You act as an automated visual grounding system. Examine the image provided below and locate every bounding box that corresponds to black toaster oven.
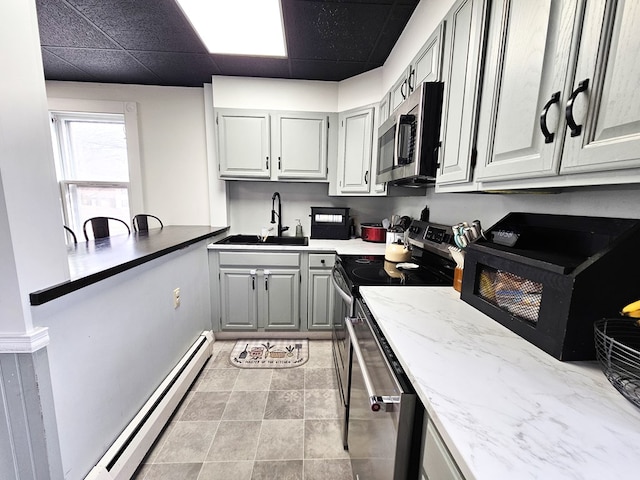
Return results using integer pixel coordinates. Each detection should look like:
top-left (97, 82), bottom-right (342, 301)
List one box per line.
top-left (310, 207), bottom-right (350, 240)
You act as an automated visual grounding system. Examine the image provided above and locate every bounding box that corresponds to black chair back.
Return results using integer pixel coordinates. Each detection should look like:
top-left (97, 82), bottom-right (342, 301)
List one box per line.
top-left (83, 217), bottom-right (130, 241)
top-left (64, 225), bottom-right (77, 244)
top-left (132, 214), bottom-right (163, 232)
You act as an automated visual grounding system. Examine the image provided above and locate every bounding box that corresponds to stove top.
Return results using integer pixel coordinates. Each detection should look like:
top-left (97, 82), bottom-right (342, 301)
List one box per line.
top-left (337, 253), bottom-right (454, 288)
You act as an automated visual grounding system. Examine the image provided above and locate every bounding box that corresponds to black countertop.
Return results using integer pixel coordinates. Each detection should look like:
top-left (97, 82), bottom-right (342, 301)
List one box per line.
top-left (30, 225), bottom-right (229, 306)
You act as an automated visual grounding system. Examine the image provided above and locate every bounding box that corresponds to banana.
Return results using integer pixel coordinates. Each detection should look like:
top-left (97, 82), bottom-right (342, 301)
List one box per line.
top-left (622, 309), bottom-right (640, 319)
top-left (622, 299), bottom-right (640, 314)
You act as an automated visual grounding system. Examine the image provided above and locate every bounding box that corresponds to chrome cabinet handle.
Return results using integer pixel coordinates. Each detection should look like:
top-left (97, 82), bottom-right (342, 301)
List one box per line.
top-left (566, 79), bottom-right (589, 137)
top-left (539, 91), bottom-right (560, 143)
top-left (345, 318), bottom-right (400, 412)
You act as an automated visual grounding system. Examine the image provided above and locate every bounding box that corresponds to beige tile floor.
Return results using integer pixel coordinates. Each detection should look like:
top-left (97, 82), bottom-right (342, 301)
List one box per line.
top-left (133, 340), bottom-right (353, 480)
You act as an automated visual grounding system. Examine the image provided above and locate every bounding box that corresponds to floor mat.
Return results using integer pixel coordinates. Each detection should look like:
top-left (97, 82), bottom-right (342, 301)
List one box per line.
top-left (230, 339), bottom-right (309, 368)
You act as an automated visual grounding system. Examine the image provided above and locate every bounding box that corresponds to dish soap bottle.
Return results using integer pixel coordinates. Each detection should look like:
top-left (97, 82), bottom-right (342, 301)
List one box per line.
top-left (295, 219), bottom-right (303, 237)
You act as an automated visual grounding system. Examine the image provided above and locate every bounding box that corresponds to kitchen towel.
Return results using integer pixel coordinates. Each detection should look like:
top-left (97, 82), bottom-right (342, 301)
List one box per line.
top-left (230, 339), bottom-right (309, 368)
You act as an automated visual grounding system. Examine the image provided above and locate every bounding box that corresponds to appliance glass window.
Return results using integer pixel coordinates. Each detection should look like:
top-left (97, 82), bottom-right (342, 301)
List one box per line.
top-left (397, 114), bottom-right (416, 165)
top-left (377, 123), bottom-right (396, 175)
top-left (476, 265), bottom-right (543, 324)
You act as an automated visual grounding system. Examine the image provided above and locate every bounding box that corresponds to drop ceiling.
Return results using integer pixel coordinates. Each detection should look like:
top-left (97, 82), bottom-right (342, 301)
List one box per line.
top-left (36, 0), bottom-right (419, 87)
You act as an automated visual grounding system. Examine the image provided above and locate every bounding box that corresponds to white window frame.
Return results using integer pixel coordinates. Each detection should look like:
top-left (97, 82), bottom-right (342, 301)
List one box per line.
top-left (47, 98), bottom-right (144, 228)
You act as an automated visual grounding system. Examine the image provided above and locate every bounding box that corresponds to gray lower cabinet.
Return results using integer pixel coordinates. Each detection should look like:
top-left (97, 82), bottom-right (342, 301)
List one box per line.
top-left (218, 251), bottom-right (301, 331)
top-left (421, 417), bottom-right (465, 480)
top-left (307, 253), bottom-right (335, 330)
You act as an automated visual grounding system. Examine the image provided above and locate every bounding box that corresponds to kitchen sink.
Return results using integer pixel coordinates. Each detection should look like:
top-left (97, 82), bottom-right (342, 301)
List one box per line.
top-left (216, 234), bottom-right (309, 246)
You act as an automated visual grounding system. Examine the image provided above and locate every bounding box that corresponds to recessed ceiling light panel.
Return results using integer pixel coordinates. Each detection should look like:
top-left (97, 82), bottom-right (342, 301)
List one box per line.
top-left (176, 0), bottom-right (287, 57)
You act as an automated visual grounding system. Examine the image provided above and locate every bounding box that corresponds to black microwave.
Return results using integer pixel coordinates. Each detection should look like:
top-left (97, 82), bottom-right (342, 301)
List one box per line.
top-left (376, 81), bottom-right (444, 186)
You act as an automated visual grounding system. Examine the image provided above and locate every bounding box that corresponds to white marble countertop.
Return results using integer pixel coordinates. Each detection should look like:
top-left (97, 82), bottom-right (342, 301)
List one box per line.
top-left (359, 286), bottom-right (640, 480)
top-left (207, 237), bottom-right (387, 256)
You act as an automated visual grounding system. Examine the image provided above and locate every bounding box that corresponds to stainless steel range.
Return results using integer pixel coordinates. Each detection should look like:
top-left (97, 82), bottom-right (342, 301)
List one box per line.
top-left (330, 220), bottom-right (456, 478)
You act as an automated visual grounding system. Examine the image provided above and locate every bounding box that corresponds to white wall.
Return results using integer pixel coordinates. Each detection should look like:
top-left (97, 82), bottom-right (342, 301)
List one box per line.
top-left (226, 181), bottom-right (400, 237)
top-left (31, 241), bottom-right (213, 479)
top-left (1, 0), bottom-right (69, 333)
top-left (45, 82), bottom-right (212, 226)
top-left (337, 68), bottom-right (383, 111)
top-left (212, 75), bottom-right (339, 111)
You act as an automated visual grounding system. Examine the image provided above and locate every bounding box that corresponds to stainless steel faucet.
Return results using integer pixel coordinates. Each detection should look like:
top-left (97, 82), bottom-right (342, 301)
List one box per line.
top-left (271, 192), bottom-right (288, 237)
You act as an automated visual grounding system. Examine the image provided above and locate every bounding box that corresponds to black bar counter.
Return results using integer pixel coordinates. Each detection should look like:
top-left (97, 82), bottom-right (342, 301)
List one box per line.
top-left (30, 225), bottom-right (229, 306)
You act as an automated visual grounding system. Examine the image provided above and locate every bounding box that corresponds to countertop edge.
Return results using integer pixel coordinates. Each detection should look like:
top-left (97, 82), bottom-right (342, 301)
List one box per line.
top-left (30, 226), bottom-right (229, 306)
top-left (207, 237), bottom-right (388, 256)
top-left (359, 286), bottom-right (640, 480)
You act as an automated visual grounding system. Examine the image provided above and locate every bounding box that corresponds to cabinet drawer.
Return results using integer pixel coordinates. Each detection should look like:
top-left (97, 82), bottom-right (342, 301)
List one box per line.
top-left (309, 253), bottom-right (335, 268)
top-left (219, 252), bottom-right (300, 267)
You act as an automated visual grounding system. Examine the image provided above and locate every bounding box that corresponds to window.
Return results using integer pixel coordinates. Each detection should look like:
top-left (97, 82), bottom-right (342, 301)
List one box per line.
top-left (48, 99), bottom-right (143, 240)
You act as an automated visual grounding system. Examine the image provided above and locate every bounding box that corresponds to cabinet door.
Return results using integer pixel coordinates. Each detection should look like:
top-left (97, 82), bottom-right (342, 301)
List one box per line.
top-left (308, 269), bottom-right (334, 330)
top-left (474, 0), bottom-right (580, 182)
top-left (379, 93), bottom-right (391, 124)
top-left (220, 268), bottom-right (258, 330)
top-left (436, 0), bottom-right (489, 186)
top-left (560, 1), bottom-right (640, 174)
top-left (411, 24), bottom-right (444, 88)
top-left (217, 109), bottom-right (271, 178)
top-left (263, 269), bottom-right (300, 330)
top-left (422, 419), bottom-right (465, 480)
top-left (336, 107), bottom-right (374, 194)
top-left (273, 113), bottom-right (328, 180)
top-left (390, 67), bottom-right (411, 114)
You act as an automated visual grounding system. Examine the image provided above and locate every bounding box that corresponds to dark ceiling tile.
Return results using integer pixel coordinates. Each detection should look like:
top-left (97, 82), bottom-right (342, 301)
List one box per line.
top-left (367, 4), bottom-right (418, 64)
top-left (66, 0), bottom-right (206, 53)
top-left (41, 48), bottom-right (99, 82)
top-left (46, 47), bottom-right (159, 85)
top-left (283, 0), bottom-right (392, 63)
top-left (211, 56), bottom-right (291, 79)
top-left (131, 51), bottom-right (221, 87)
top-left (290, 60), bottom-right (371, 82)
top-left (36, 0), bottom-right (418, 85)
top-left (36, 0), bottom-right (115, 48)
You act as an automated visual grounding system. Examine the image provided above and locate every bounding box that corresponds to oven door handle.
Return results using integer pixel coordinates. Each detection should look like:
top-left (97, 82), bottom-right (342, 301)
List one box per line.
top-left (345, 318), bottom-right (401, 412)
top-left (331, 267), bottom-right (353, 308)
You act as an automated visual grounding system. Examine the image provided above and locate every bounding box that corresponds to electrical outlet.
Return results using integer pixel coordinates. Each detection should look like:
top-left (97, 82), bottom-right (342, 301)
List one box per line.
top-left (173, 287), bottom-right (181, 308)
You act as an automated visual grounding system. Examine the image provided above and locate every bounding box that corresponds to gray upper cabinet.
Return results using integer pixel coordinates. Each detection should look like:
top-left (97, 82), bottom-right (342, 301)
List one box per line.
top-left (216, 108), bottom-right (332, 181)
top-left (273, 112), bottom-right (328, 180)
top-left (335, 106), bottom-right (375, 194)
top-left (389, 66), bottom-right (413, 115)
top-left (559, 0), bottom-right (640, 174)
top-left (435, 0), bottom-right (489, 187)
top-left (379, 92), bottom-right (391, 124)
top-left (388, 26), bottom-right (444, 115)
top-left (474, 0), bottom-right (580, 182)
top-left (217, 110), bottom-right (271, 179)
top-left (475, 0), bottom-right (640, 187)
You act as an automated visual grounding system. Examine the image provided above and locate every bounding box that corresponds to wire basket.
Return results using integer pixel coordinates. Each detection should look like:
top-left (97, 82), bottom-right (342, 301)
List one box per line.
top-left (594, 318), bottom-right (640, 409)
